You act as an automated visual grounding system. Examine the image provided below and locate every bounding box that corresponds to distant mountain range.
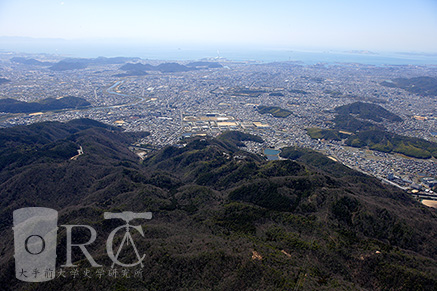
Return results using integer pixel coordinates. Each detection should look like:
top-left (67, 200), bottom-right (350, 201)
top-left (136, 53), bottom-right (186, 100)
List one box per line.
top-left (48, 57), bottom-right (140, 71)
top-left (0, 119), bottom-right (436, 290)
top-left (118, 61), bottom-right (223, 75)
top-left (10, 57), bottom-right (53, 66)
top-left (10, 56), bottom-right (142, 71)
top-left (10, 57), bottom-right (52, 66)
top-left (19, 58), bottom-right (225, 73)
top-left (0, 96), bottom-right (90, 113)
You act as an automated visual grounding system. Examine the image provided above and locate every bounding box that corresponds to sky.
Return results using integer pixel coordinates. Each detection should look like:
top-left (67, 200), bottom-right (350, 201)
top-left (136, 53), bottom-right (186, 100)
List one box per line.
top-left (0, 0), bottom-right (436, 52)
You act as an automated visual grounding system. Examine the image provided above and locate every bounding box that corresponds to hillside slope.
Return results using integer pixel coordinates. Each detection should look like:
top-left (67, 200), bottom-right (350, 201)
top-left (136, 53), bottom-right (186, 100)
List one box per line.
top-left (0, 120), bottom-right (436, 290)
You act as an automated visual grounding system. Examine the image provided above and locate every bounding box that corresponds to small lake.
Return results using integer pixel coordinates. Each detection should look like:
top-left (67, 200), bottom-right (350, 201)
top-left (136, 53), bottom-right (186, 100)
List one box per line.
top-left (264, 148), bottom-right (281, 160)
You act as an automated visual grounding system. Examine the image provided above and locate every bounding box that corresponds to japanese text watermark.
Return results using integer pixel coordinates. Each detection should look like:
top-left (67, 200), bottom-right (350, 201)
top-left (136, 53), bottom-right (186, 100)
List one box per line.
top-left (13, 207), bottom-right (152, 282)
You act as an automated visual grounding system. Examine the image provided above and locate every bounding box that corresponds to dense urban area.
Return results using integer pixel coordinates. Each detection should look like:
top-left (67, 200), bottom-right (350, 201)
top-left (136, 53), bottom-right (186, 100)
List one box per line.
top-left (0, 52), bottom-right (436, 206)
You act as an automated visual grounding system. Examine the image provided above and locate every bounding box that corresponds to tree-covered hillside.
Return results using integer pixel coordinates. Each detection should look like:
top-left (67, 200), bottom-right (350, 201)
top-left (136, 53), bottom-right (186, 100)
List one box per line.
top-left (0, 96), bottom-right (90, 113)
top-left (381, 77), bottom-right (437, 96)
top-left (0, 120), bottom-right (436, 290)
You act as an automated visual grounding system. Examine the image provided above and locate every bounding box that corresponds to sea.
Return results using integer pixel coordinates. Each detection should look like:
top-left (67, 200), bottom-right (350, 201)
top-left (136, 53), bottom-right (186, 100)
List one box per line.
top-left (1, 39), bottom-right (437, 66)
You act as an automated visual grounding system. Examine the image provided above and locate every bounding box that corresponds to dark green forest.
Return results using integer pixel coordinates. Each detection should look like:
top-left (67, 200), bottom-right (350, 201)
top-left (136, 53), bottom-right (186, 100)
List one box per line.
top-left (0, 96), bottom-right (91, 113)
top-left (306, 102), bottom-right (436, 159)
top-left (345, 130), bottom-right (437, 159)
top-left (380, 76), bottom-right (437, 96)
top-left (257, 106), bottom-right (292, 118)
top-left (334, 102), bottom-right (402, 122)
top-left (0, 120), bottom-right (436, 290)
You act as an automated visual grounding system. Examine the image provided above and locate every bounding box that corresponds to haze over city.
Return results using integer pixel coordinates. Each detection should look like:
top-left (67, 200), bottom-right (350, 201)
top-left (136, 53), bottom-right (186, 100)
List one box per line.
top-left (1, 0), bottom-right (437, 53)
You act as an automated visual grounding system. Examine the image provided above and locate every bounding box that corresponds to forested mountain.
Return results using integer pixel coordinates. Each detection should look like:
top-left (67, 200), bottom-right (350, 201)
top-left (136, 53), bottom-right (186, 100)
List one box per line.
top-left (48, 57), bottom-right (140, 71)
top-left (381, 76), bottom-right (437, 96)
top-left (334, 102), bottom-right (402, 122)
top-left (10, 57), bottom-right (52, 66)
top-left (307, 102), bottom-right (437, 159)
top-left (0, 120), bottom-right (436, 290)
top-left (0, 96), bottom-right (90, 113)
top-left (257, 106), bottom-right (292, 118)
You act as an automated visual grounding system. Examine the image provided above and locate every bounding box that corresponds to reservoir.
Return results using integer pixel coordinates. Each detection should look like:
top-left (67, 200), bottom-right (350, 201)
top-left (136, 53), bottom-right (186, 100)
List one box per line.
top-left (264, 148), bottom-right (280, 161)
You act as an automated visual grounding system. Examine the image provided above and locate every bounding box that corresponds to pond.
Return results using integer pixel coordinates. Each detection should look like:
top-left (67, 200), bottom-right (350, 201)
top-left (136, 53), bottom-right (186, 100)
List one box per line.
top-left (264, 148), bottom-right (281, 161)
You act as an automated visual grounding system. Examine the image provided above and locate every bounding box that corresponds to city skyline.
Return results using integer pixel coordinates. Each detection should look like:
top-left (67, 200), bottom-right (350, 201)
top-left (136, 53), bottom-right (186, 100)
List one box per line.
top-left (1, 0), bottom-right (437, 52)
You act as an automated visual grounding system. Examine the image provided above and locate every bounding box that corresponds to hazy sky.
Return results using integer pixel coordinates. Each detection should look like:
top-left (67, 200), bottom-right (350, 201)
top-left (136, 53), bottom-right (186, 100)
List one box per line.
top-left (1, 0), bottom-right (436, 52)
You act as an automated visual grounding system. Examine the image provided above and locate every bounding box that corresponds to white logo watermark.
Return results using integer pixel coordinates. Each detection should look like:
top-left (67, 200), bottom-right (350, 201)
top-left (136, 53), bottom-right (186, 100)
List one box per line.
top-left (13, 207), bottom-right (152, 282)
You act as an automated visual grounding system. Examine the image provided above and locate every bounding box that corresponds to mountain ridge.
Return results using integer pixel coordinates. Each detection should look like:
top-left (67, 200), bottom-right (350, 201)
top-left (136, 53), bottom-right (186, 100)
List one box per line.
top-left (0, 119), bottom-right (435, 290)
top-left (0, 96), bottom-right (91, 113)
